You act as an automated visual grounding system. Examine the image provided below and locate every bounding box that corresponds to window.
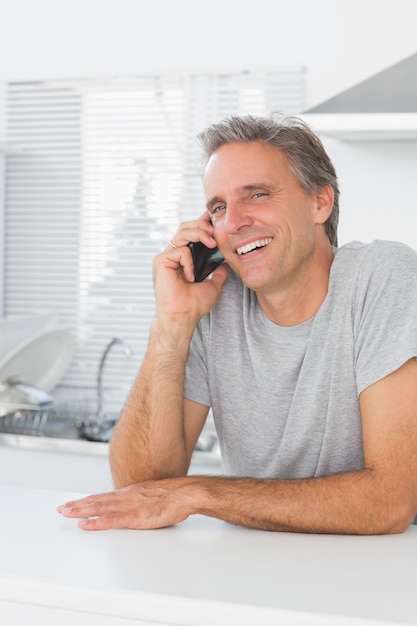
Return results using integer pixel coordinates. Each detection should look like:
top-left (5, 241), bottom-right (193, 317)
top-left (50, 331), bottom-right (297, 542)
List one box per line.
top-left (2, 69), bottom-right (305, 408)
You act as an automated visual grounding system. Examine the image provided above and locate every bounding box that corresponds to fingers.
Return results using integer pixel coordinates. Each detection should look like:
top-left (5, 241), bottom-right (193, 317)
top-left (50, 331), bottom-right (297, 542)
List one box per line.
top-left (57, 483), bottom-right (189, 531)
top-left (57, 495), bottom-right (111, 519)
top-left (57, 492), bottom-right (112, 514)
top-left (162, 216), bottom-right (220, 286)
top-left (167, 214), bottom-right (216, 251)
top-left (58, 491), bottom-right (140, 530)
top-left (77, 511), bottom-right (132, 531)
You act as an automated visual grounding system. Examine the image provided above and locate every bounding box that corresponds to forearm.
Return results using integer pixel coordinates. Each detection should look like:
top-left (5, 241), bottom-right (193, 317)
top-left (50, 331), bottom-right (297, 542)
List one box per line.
top-left (110, 315), bottom-right (195, 487)
top-left (109, 215), bottom-right (228, 488)
top-left (185, 472), bottom-right (414, 535)
top-left (58, 469), bottom-right (415, 534)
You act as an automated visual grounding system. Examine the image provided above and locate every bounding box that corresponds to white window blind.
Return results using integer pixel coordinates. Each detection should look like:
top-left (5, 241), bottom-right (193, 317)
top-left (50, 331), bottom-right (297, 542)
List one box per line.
top-left (3, 69), bottom-right (305, 408)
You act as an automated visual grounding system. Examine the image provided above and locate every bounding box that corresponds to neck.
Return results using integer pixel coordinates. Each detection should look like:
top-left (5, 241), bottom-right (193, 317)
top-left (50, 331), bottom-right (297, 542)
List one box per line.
top-left (257, 242), bottom-right (335, 327)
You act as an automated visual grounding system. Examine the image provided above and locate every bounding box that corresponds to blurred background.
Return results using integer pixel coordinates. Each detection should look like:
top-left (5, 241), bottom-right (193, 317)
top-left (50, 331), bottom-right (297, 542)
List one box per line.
top-left (0, 0), bottom-right (416, 415)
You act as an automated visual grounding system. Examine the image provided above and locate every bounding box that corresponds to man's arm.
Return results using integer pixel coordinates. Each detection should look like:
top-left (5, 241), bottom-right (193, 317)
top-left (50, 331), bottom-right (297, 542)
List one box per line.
top-left (194, 357), bottom-right (417, 535)
top-left (109, 319), bottom-right (209, 486)
top-left (109, 212), bottom-right (228, 487)
top-left (59, 358), bottom-right (417, 534)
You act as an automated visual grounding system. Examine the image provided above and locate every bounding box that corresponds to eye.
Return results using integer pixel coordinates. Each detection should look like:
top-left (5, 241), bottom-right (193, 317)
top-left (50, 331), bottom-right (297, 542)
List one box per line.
top-left (211, 204), bottom-right (226, 215)
top-left (253, 191), bottom-right (267, 199)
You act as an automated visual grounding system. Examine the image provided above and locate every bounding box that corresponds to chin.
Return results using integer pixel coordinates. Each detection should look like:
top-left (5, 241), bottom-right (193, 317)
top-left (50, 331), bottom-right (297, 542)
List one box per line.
top-left (238, 269), bottom-right (269, 292)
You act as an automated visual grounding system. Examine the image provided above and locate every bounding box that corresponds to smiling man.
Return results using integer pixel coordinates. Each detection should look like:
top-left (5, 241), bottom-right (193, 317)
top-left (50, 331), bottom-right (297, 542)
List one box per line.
top-left (58, 114), bottom-right (417, 534)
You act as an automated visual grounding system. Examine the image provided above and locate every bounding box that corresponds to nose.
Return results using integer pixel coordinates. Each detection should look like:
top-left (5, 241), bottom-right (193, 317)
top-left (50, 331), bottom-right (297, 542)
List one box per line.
top-left (223, 199), bottom-right (253, 232)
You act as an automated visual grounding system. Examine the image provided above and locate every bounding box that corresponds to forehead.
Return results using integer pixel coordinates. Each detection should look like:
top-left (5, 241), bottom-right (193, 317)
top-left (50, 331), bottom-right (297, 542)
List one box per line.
top-left (202, 141), bottom-right (289, 194)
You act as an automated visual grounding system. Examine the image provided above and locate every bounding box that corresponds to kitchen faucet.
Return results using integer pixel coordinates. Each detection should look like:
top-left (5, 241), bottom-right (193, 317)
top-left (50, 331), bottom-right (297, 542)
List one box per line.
top-left (78, 337), bottom-right (133, 441)
top-left (95, 337), bottom-right (133, 426)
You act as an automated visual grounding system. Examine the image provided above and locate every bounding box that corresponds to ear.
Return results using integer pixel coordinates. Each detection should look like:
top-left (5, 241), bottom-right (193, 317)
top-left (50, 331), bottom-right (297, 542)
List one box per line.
top-left (313, 185), bottom-right (334, 226)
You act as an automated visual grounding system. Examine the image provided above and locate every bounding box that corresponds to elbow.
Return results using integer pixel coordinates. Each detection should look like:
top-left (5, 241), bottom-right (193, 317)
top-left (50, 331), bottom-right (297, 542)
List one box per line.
top-left (108, 439), bottom-right (144, 489)
top-left (111, 467), bottom-right (188, 490)
top-left (369, 501), bottom-right (416, 535)
top-left (109, 437), bottom-right (190, 489)
top-left (111, 464), bottom-right (134, 490)
top-left (110, 458), bottom-right (137, 490)
top-left (356, 469), bottom-right (416, 534)
top-left (384, 508), bottom-right (415, 535)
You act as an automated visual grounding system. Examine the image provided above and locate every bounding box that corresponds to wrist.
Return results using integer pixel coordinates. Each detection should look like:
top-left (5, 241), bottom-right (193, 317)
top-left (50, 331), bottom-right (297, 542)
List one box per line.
top-left (151, 312), bottom-right (197, 350)
top-left (180, 476), bottom-right (219, 517)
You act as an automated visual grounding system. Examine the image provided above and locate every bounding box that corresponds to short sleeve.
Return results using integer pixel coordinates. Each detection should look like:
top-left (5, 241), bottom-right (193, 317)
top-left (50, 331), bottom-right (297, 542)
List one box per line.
top-left (184, 318), bottom-right (211, 407)
top-left (354, 241), bottom-right (417, 394)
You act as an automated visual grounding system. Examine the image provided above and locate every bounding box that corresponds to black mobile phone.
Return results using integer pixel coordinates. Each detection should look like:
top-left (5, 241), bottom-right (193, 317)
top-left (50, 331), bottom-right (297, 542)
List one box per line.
top-left (188, 241), bottom-right (224, 282)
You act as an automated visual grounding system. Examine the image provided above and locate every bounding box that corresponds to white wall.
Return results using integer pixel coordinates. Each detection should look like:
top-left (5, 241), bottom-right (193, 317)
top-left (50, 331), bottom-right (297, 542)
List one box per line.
top-left (0, 0), bottom-right (416, 108)
top-left (324, 137), bottom-right (417, 251)
top-left (1, 0), bottom-right (416, 250)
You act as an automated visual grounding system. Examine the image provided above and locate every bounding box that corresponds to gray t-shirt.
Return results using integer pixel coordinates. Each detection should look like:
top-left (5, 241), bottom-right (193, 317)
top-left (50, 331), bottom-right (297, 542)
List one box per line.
top-left (184, 240), bottom-right (417, 479)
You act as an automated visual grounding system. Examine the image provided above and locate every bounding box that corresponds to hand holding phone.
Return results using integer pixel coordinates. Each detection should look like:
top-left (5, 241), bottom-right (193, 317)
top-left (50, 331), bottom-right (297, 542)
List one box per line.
top-left (188, 241), bottom-right (224, 282)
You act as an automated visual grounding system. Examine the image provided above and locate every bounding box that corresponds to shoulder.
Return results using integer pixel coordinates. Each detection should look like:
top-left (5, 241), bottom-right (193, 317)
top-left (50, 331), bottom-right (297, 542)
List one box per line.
top-left (326, 240), bottom-right (417, 315)
top-left (336, 241), bottom-right (417, 321)
top-left (334, 240), bottom-right (417, 279)
top-left (337, 239), bottom-right (417, 261)
top-left (361, 239), bottom-right (416, 267)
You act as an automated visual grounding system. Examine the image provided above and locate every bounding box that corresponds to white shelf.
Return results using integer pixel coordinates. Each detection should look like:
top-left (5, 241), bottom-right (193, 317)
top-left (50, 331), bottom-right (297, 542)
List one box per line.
top-left (301, 113), bottom-right (417, 141)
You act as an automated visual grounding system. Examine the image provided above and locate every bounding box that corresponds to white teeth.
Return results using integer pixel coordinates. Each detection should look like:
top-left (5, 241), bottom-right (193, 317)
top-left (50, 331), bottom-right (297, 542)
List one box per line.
top-left (236, 238), bottom-right (272, 255)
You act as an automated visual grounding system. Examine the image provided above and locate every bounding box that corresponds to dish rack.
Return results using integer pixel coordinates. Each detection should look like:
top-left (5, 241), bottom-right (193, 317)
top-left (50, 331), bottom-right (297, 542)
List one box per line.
top-left (0, 398), bottom-right (107, 440)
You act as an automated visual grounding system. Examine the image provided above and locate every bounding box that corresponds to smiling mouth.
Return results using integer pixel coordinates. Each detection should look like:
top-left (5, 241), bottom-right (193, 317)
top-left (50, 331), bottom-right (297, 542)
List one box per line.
top-left (236, 238), bottom-right (272, 256)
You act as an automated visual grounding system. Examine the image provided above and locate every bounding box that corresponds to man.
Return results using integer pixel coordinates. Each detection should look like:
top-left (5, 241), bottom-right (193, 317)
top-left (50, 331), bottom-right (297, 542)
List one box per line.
top-left (58, 115), bottom-right (417, 534)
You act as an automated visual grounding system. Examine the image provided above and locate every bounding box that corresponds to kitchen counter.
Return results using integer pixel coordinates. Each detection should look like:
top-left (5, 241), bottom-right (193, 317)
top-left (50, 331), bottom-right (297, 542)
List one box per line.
top-left (0, 433), bottom-right (222, 492)
top-left (1, 484), bottom-right (417, 625)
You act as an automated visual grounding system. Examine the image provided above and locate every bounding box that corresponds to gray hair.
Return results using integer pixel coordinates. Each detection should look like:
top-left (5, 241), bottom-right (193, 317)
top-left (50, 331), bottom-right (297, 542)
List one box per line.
top-left (197, 114), bottom-right (339, 246)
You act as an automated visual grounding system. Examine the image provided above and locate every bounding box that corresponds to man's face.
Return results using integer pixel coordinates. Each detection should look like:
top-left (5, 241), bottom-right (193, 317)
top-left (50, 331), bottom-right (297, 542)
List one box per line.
top-left (203, 141), bottom-right (322, 296)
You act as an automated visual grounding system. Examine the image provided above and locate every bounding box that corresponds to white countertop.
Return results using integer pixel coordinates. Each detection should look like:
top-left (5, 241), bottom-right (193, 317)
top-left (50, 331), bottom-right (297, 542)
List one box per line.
top-left (0, 433), bottom-right (222, 493)
top-left (1, 484), bottom-right (417, 625)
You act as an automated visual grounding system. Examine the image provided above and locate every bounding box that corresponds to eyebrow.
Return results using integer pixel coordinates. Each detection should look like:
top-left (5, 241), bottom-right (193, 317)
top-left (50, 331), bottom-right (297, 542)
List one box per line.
top-left (206, 182), bottom-right (273, 211)
top-left (206, 195), bottom-right (224, 212)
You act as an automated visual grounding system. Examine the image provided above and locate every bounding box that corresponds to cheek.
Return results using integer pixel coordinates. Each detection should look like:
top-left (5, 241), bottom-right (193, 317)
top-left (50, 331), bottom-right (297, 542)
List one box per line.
top-left (210, 212), bottom-right (222, 227)
top-left (212, 226), bottom-right (231, 259)
top-left (211, 220), bottom-right (224, 242)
